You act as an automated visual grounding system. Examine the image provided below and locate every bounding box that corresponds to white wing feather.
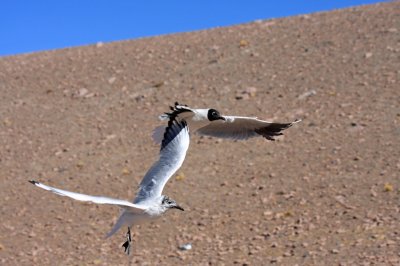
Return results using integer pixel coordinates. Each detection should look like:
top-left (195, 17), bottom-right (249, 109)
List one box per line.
top-left (134, 120), bottom-right (189, 203)
top-left (197, 116), bottom-right (300, 140)
top-left (29, 180), bottom-right (145, 212)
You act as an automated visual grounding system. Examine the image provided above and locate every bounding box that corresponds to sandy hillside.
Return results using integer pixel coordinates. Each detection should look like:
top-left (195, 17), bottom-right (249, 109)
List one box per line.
top-left (0, 2), bottom-right (399, 265)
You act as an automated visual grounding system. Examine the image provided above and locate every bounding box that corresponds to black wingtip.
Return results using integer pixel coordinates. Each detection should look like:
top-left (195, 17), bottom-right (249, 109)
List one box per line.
top-left (29, 180), bottom-right (38, 185)
top-left (162, 103), bottom-right (191, 125)
top-left (255, 121), bottom-right (300, 141)
top-left (160, 119), bottom-right (188, 151)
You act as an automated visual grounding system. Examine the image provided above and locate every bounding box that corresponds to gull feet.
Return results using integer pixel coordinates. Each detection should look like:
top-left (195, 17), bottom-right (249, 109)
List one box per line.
top-left (122, 227), bottom-right (132, 255)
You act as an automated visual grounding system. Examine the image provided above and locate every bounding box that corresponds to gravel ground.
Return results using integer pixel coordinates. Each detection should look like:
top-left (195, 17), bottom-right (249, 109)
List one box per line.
top-left (0, 2), bottom-right (399, 265)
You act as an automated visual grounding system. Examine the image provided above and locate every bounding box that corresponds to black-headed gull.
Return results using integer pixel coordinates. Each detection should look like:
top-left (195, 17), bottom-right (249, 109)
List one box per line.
top-left (30, 119), bottom-right (189, 254)
top-left (152, 102), bottom-right (300, 143)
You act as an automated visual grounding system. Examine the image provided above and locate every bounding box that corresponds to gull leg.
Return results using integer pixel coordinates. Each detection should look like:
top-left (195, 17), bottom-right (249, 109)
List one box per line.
top-left (122, 227), bottom-right (132, 255)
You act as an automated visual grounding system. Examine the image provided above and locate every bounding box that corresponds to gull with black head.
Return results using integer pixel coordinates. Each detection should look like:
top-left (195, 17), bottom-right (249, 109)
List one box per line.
top-left (29, 119), bottom-right (189, 255)
top-left (152, 102), bottom-right (301, 143)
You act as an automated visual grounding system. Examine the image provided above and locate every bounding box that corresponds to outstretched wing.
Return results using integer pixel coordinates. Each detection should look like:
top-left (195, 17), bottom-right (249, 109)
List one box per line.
top-left (135, 119), bottom-right (190, 203)
top-left (197, 116), bottom-right (301, 141)
top-left (29, 180), bottom-right (145, 212)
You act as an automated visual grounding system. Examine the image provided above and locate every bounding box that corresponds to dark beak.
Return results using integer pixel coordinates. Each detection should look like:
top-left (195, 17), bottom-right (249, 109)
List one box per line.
top-left (219, 116), bottom-right (226, 121)
top-left (173, 205), bottom-right (184, 211)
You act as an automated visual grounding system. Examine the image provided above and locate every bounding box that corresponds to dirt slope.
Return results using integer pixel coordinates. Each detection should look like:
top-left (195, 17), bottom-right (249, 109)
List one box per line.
top-left (0, 2), bottom-right (399, 265)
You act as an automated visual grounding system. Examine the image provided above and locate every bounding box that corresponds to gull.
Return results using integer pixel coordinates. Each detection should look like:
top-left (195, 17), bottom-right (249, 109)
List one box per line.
top-left (152, 102), bottom-right (301, 143)
top-left (29, 119), bottom-right (189, 255)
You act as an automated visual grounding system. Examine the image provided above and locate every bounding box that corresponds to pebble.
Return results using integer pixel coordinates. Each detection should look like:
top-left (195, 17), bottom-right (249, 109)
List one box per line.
top-left (108, 77), bottom-right (116, 84)
top-left (364, 52), bottom-right (373, 58)
top-left (298, 89), bottom-right (317, 100)
top-left (178, 243), bottom-right (192, 251)
top-left (331, 249), bottom-right (340, 254)
top-left (384, 183), bottom-right (393, 192)
top-left (270, 256), bottom-right (282, 263)
top-left (77, 88), bottom-right (89, 97)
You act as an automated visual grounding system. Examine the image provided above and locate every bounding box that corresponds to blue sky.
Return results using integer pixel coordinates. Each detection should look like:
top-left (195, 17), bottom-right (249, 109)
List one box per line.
top-left (1, 0), bottom-right (385, 57)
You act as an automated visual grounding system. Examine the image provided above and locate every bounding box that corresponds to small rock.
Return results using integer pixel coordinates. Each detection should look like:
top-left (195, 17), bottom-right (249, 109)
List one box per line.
top-left (77, 88), bottom-right (89, 97)
top-left (283, 251), bottom-right (291, 257)
top-left (334, 195), bottom-right (355, 209)
top-left (270, 256), bottom-right (282, 263)
top-left (365, 52), bottom-right (373, 59)
top-left (175, 172), bottom-right (185, 181)
top-left (235, 87), bottom-right (257, 100)
top-left (235, 92), bottom-right (249, 100)
top-left (263, 211), bottom-right (273, 216)
top-left (3, 118), bottom-right (11, 126)
top-left (84, 92), bottom-right (95, 98)
top-left (384, 183), bottom-right (393, 192)
top-left (178, 243), bottom-right (192, 251)
top-left (121, 168), bottom-right (130, 175)
top-left (298, 90), bottom-right (317, 100)
top-left (244, 87), bottom-right (257, 97)
top-left (239, 40), bottom-right (249, 47)
top-left (153, 81), bottom-right (165, 88)
top-left (76, 161), bottom-right (84, 169)
top-left (370, 188), bottom-right (378, 197)
top-left (331, 249), bottom-right (339, 254)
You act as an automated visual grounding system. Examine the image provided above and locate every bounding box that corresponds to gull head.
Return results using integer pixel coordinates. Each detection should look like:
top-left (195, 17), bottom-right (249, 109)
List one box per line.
top-left (161, 195), bottom-right (184, 211)
top-left (207, 109), bottom-right (225, 121)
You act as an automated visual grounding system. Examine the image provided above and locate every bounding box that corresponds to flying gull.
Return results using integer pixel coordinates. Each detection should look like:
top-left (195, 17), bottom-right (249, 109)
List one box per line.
top-left (152, 102), bottom-right (300, 143)
top-left (29, 119), bottom-right (189, 254)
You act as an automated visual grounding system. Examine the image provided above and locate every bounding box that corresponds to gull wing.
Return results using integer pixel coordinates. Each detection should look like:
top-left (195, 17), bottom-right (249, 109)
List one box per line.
top-left (134, 119), bottom-right (190, 203)
top-left (29, 180), bottom-right (145, 213)
top-left (153, 102), bottom-right (193, 144)
top-left (197, 116), bottom-right (301, 141)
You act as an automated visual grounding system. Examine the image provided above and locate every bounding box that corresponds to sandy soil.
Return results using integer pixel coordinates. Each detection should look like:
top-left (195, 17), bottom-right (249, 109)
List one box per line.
top-left (0, 2), bottom-right (399, 265)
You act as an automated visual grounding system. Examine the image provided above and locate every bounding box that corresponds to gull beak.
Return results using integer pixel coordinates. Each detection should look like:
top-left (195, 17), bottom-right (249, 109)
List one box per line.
top-left (173, 205), bottom-right (184, 211)
top-left (219, 116), bottom-right (226, 121)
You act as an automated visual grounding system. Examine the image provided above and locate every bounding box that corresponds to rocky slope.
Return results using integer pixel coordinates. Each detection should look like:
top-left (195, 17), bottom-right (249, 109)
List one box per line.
top-left (0, 2), bottom-right (399, 265)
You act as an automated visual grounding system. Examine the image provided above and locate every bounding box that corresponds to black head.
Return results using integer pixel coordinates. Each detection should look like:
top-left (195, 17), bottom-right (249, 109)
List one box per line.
top-left (207, 109), bottom-right (225, 121)
top-left (161, 196), bottom-right (184, 211)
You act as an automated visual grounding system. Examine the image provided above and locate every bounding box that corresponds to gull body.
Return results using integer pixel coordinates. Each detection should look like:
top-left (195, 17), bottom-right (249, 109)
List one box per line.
top-left (30, 119), bottom-right (189, 254)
